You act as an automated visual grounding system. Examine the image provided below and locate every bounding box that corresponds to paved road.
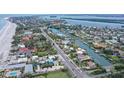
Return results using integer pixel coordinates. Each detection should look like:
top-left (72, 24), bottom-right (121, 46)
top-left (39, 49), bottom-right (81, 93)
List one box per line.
top-left (40, 28), bottom-right (90, 78)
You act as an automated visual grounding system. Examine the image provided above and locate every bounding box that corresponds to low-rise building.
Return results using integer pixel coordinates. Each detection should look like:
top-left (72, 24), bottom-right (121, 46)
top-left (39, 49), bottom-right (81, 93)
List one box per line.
top-left (18, 57), bottom-right (28, 63)
top-left (17, 48), bottom-right (32, 58)
top-left (93, 42), bottom-right (107, 49)
top-left (18, 44), bottom-right (25, 48)
top-left (87, 61), bottom-right (96, 69)
top-left (24, 64), bottom-right (34, 74)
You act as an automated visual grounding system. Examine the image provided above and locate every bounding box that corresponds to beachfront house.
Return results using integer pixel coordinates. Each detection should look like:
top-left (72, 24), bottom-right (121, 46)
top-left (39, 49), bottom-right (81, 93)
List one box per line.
top-left (18, 44), bottom-right (25, 48)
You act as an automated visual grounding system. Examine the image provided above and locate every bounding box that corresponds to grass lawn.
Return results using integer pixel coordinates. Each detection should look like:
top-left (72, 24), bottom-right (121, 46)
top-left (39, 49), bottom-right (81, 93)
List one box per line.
top-left (34, 71), bottom-right (71, 78)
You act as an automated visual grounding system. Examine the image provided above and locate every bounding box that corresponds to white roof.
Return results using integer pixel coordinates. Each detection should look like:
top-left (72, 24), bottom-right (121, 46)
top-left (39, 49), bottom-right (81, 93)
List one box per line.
top-left (49, 55), bottom-right (55, 59)
top-left (77, 51), bottom-right (83, 54)
top-left (18, 44), bottom-right (25, 48)
top-left (70, 47), bottom-right (74, 50)
top-left (32, 56), bottom-right (38, 60)
top-left (18, 58), bottom-right (28, 63)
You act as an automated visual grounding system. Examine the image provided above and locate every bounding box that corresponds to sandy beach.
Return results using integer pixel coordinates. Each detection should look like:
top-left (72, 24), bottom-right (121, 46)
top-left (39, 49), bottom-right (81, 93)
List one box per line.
top-left (0, 19), bottom-right (17, 64)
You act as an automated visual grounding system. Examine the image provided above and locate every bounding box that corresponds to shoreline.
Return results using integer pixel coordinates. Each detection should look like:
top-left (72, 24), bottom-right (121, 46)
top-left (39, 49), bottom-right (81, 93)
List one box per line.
top-left (0, 19), bottom-right (17, 65)
top-left (0, 19), bottom-right (9, 35)
top-left (0, 17), bottom-right (10, 32)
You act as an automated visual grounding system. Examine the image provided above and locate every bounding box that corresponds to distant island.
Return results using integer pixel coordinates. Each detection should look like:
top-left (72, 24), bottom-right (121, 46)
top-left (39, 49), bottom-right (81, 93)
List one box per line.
top-left (62, 17), bottom-right (124, 24)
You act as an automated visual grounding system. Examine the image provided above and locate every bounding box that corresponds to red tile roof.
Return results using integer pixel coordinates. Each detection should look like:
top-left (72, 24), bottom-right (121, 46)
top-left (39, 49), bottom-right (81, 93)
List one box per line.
top-left (19, 48), bottom-right (29, 52)
top-left (22, 36), bottom-right (30, 41)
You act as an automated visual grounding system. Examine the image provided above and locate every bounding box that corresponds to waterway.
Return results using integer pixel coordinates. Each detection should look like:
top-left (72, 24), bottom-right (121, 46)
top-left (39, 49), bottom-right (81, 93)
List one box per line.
top-left (75, 38), bottom-right (111, 66)
top-left (51, 28), bottom-right (112, 68)
top-left (65, 19), bottom-right (124, 29)
top-left (44, 14), bottom-right (124, 29)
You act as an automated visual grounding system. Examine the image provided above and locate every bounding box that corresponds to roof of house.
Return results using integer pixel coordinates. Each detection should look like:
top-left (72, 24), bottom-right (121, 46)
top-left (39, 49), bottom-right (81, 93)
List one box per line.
top-left (22, 36), bottom-right (30, 41)
top-left (47, 59), bottom-right (54, 63)
top-left (17, 48), bottom-right (32, 58)
top-left (19, 48), bottom-right (29, 52)
top-left (77, 48), bottom-right (86, 52)
top-left (77, 51), bottom-right (83, 54)
top-left (18, 57), bottom-right (28, 63)
top-left (83, 56), bottom-right (91, 61)
top-left (18, 44), bottom-right (25, 48)
top-left (24, 31), bottom-right (33, 35)
top-left (0, 63), bottom-right (26, 70)
top-left (87, 61), bottom-right (95, 66)
top-left (24, 64), bottom-right (34, 74)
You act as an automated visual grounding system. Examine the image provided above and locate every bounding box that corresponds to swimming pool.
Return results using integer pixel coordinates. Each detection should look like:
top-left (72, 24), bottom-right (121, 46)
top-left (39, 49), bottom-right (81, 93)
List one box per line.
top-left (10, 71), bottom-right (17, 77)
top-left (6, 71), bottom-right (21, 77)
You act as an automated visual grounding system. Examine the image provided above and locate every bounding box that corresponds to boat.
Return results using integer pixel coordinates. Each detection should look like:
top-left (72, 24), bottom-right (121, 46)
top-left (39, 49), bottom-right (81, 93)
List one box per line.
top-left (95, 50), bottom-right (100, 53)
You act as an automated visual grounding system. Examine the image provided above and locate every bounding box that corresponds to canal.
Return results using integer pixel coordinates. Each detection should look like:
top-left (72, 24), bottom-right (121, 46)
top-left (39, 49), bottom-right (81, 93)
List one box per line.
top-left (75, 38), bottom-right (111, 66)
top-left (51, 28), bottom-right (112, 68)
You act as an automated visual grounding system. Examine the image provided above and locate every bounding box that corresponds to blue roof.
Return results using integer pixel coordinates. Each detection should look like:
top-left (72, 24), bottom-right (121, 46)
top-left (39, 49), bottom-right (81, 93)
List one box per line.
top-left (0, 63), bottom-right (26, 70)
